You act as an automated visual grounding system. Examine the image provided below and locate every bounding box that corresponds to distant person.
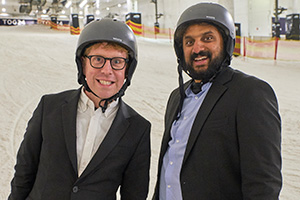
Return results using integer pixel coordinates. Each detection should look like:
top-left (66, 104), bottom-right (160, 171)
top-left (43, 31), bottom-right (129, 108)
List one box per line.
top-left (9, 19), bottom-right (151, 200)
top-left (153, 3), bottom-right (282, 199)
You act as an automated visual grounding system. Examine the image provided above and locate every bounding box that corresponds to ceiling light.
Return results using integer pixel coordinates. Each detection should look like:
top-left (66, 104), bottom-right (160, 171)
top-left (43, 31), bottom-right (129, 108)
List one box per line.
top-left (0, 13), bottom-right (9, 16)
top-left (79, 0), bottom-right (87, 8)
top-left (65, 1), bottom-right (72, 8)
top-left (2, 8), bottom-right (6, 12)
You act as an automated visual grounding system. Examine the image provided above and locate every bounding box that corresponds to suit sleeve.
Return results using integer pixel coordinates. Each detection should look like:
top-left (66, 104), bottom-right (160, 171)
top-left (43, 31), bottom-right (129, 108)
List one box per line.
top-left (237, 79), bottom-right (282, 199)
top-left (8, 97), bottom-right (45, 200)
top-left (120, 121), bottom-right (151, 200)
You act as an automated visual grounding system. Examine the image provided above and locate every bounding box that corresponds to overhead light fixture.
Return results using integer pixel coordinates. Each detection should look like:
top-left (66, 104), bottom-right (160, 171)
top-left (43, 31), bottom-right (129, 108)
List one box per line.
top-left (79, 0), bottom-right (87, 8)
top-left (106, 7), bottom-right (109, 11)
top-left (2, 8), bottom-right (6, 12)
top-left (96, 0), bottom-right (100, 9)
top-left (96, 10), bottom-right (100, 15)
top-left (2, 0), bottom-right (5, 5)
top-left (0, 13), bottom-right (9, 16)
top-left (65, 1), bottom-right (72, 8)
top-left (118, 4), bottom-right (121, 8)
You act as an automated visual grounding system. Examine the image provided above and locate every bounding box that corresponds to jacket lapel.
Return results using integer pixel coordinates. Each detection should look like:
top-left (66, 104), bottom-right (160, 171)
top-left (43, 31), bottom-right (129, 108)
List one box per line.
top-left (182, 67), bottom-right (234, 163)
top-left (62, 88), bottom-right (81, 174)
top-left (159, 81), bottom-right (192, 166)
top-left (80, 99), bottom-right (130, 178)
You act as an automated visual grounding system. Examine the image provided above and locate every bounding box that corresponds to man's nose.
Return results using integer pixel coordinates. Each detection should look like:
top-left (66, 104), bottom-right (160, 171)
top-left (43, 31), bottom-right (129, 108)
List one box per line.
top-left (192, 40), bottom-right (205, 54)
top-left (101, 60), bottom-right (113, 74)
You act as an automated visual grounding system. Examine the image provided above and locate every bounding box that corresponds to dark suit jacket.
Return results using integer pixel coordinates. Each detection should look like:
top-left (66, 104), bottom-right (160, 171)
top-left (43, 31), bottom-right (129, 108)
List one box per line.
top-left (153, 67), bottom-right (282, 199)
top-left (9, 88), bottom-right (151, 200)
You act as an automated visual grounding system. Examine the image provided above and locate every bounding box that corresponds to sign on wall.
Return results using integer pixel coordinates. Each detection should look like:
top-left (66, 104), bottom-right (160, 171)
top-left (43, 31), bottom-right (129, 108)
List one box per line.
top-left (0, 18), bottom-right (37, 26)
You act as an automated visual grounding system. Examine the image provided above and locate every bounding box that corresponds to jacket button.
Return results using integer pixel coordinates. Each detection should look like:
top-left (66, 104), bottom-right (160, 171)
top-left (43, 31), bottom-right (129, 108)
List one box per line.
top-left (73, 186), bottom-right (79, 193)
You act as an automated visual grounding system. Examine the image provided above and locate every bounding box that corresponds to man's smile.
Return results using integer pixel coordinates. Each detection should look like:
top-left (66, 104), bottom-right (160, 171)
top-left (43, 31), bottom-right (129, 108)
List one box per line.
top-left (194, 56), bottom-right (208, 61)
top-left (97, 79), bottom-right (113, 86)
top-left (193, 55), bottom-right (209, 66)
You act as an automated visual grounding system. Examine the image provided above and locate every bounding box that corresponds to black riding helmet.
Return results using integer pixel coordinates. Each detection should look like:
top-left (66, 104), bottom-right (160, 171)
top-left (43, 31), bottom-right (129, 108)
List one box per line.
top-left (75, 18), bottom-right (137, 112)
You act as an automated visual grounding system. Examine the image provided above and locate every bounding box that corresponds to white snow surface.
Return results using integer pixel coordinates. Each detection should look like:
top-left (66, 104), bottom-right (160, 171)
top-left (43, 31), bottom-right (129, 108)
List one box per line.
top-left (0, 25), bottom-right (299, 199)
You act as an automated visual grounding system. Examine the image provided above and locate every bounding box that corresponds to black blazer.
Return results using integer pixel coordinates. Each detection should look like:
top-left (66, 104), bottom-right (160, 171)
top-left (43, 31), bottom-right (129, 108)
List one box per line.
top-left (9, 88), bottom-right (151, 200)
top-left (153, 67), bottom-right (282, 199)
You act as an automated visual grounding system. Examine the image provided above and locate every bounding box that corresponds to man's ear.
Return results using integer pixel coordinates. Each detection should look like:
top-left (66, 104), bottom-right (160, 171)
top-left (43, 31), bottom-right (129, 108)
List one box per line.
top-left (81, 57), bottom-right (86, 74)
top-left (125, 64), bottom-right (129, 79)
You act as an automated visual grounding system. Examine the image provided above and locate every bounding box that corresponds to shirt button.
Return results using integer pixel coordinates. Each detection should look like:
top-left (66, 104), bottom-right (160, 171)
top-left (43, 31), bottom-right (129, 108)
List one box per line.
top-left (167, 185), bottom-right (171, 188)
top-left (176, 140), bottom-right (179, 143)
top-left (73, 186), bottom-right (79, 193)
top-left (195, 96), bottom-right (198, 99)
top-left (170, 161), bottom-right (173, 165)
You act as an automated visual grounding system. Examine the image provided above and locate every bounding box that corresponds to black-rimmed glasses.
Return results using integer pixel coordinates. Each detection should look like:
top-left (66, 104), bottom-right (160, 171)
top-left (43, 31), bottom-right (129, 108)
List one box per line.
top-left (84, 55), bottom-right (129, 70)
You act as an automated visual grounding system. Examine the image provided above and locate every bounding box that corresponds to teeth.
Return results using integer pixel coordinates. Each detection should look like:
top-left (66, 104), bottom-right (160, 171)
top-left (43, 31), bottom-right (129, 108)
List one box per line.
top-left (99, 80), bottom-right (112, 85)
top-left (195, 56), bottom-right (207, 61)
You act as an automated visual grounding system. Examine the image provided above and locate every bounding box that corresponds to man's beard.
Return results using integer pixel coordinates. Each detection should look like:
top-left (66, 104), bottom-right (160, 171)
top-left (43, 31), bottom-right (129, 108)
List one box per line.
top-left (184, 50), bottom-right (225, 82)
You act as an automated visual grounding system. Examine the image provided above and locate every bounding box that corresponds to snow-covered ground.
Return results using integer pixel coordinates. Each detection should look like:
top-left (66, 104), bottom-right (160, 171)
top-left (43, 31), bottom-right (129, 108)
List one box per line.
top-left (0, 25), bottom-right (299, 199)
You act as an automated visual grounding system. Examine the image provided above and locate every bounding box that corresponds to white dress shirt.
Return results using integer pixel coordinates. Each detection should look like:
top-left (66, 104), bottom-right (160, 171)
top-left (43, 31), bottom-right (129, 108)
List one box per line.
top-left (76, 88), bottom-right (119, 176)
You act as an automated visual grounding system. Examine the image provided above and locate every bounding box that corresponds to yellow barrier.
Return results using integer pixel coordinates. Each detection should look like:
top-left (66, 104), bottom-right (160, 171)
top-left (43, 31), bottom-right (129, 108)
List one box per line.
top-left (140, 24), bottom-right (173, 42)
top-left (70, 25), bottom-right (80, 35)
top-left (244, 37), bottom-right (276, 59)
top-left (277, 39), bottom-right (300, 61)
top-left (243, 37), bottom-right (300, 61)
top-left (126, 20), bottom-right (142, 35)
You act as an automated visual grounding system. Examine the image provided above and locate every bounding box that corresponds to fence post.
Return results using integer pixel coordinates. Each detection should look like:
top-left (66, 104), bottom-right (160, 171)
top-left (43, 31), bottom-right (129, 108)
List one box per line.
top-left (169, 28), bottom-right (172, 43)
top-left (243, 37), bottom-right (246, 57)
top-left (274, 37), bottom-right (279, 60)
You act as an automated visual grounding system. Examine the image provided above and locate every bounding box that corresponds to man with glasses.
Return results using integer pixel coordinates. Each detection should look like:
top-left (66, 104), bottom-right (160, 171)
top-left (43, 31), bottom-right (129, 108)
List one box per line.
top-left (9, 19), bottom-right (151, 200)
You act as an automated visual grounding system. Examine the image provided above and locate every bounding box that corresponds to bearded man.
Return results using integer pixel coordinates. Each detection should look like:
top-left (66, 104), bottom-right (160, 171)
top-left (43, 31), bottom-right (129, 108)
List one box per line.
top-left (153, 3), bottom-right (282, 200)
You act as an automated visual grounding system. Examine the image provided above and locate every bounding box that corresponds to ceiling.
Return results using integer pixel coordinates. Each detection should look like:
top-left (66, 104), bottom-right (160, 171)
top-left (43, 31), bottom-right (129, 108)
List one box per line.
top-left (0, 0), bottom-right (128, 18)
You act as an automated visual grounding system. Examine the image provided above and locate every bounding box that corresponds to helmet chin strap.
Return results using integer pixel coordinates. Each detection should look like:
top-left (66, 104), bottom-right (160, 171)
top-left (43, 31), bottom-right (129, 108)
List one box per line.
top-left (83, 76), bottom-right (128, 113)
top-left (98, 84), bottom-right (126, 113)
top-left (176, 55), bottom-right (230, 120)
top-left (176, 59), bottom-right (186, 121)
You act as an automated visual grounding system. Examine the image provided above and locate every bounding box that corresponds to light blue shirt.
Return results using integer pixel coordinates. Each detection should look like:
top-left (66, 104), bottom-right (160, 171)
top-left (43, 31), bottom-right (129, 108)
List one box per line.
top-left (159, 82), bottom-right (212, 200)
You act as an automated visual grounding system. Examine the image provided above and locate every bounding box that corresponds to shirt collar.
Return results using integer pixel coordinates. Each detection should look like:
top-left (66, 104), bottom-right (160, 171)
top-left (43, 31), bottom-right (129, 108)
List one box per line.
top-left (78, 87), bottom-right (119, 117)
top-left (185, 81), bottom-right (212, 97)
